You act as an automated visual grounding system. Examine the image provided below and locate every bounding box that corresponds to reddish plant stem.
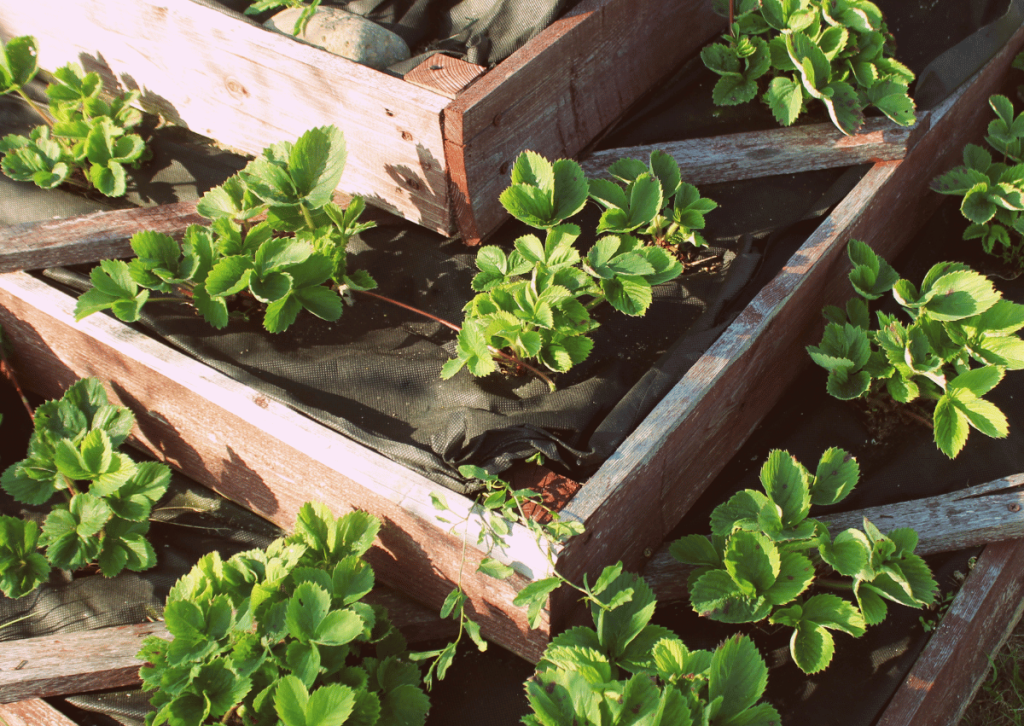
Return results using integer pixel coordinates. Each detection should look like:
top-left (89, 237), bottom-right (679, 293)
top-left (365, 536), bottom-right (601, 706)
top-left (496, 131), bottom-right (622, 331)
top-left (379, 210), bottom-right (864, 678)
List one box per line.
top-left (352, 288), bottom-right (557, 391)
top-left (904, 407), bottom-right (934, 430)
top-left (0, 336), bottom-right (34, 423)
top-left (729, 0), bottom-right (735, 33)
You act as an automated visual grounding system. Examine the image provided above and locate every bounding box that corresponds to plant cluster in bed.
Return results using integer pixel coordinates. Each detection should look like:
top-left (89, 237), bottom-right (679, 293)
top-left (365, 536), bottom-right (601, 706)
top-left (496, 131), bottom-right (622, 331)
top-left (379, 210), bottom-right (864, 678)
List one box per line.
top-left (701, 0), bottom-right (916, 135)
top-left (807, 240), bottom-right (1024, 457)
top-left (137, 504), bottom-right (430, 726)
top-left (931, 94), bottom-right (1024, 273)
top-left (524, 570), bottom-right (780, 726)
top-left (445, 150), bottom-right (716, 385)
top-left (75, 125), bottom-right (376, 334)
top-left (670, 447), bottom-right (936, 674)
top-left (0, 35), bottom-right (149, 197)
top-left (0, 378), bottom-right (170, 598)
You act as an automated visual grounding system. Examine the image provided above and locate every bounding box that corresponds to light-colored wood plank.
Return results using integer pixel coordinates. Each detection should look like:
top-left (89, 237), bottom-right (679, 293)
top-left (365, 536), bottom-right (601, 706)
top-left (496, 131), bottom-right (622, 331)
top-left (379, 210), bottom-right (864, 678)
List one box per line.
top-left (0, 0), bottom-right (452, 233)
top-left (443, 0), bottom-right (724, 242)
top-left (642, 474), bottom-right (1024, 602)
top-left (0, 622), bottom-right (168, 704)
top-left (0, 201), bottom-right (202, 274)
top-left (404, 55), bottom-right (485, 100)
top-left (877, 539), bottom-right (1024, 726)
top-left (0, 271), bottom-right (552, 662)
top-left (0, 699), bottom-right (78, 726)
top-left (555, 20), bottom-right (1024, 620)
top-left (580, 116), bottom-right (915, 187)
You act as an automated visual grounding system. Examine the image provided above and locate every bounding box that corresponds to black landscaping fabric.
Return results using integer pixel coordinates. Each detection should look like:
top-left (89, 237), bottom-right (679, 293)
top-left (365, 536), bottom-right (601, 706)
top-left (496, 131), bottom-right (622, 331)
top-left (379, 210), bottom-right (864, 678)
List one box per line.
top-left (0, 1), bottom-right (1022, 724)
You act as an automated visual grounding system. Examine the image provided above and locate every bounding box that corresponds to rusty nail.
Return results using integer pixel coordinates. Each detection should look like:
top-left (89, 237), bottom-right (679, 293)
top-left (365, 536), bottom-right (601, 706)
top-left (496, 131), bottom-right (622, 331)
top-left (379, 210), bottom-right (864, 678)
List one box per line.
top-left (1010, 503), bottom-right (1021, 513)
top-left (430, 64), bottom-right (442, 70)
top-left (385, 109), bottom-right (395, 117)
top-left (492, 112), bottom-right (503, 127)
top-left (401, 131), bottom-right (413, 141)
top-left (643, 547), bottom-right (653, 557)
top-left (14, 659), bottom-right (28, 670)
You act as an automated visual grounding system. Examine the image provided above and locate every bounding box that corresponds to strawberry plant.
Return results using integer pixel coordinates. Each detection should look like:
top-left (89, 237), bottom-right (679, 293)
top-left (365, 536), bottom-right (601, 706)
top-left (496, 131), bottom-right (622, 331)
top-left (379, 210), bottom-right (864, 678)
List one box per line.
top-left (0, 378), bottom-right (170, 598)
top-left (137, 503), bottom-right (431, 726)
top-left (701, 0), bottom-right (916, 135)
top-left (75, 125), bottom-right (376, 334)
top-left (807, 240), bottom-right (1024, 457)
top-left (443, 151), bottom-right (710, 386)
top-left (931, 95), bottom-right (1024, 272)
top-left (671, 447), bottom-right (937, 674)
top-left (524, 569), bottom-right (780, 726)
top-left (0, 36), bottom-right (149, 196)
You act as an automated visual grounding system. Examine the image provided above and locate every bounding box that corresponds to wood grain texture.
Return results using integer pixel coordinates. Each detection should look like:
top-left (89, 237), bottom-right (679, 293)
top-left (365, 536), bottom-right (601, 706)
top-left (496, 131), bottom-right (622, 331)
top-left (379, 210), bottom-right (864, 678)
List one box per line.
top-left (0, 622), bottom-right (168, 704)
top-left (0, 201), bottom-right (202, 274)
top-left (404, 55), bottom-right (486, 100)
top-left (555, 21), bottom-right (1024, 623)
top-left (0, 588), bottom-right (453, 703)
top-left (580, 117), bottom-right (914, 187)
top-left (443, 0), bottom-right (724, 242)
top-left (0, 0), bottom-right (452, 233)
top-left (643, 474), bottom-right (1024, 602)
top-left (877, 539), bottom-right (1024, 726)
top-left (0, 272), bottom-right (552, 662)
top-left (0, 699), bottom-right (79, 726)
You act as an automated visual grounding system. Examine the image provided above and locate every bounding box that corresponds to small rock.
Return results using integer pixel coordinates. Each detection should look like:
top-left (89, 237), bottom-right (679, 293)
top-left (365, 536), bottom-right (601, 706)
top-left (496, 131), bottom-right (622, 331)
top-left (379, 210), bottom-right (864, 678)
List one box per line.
top-left (265, 7), bottom-right (410, 70)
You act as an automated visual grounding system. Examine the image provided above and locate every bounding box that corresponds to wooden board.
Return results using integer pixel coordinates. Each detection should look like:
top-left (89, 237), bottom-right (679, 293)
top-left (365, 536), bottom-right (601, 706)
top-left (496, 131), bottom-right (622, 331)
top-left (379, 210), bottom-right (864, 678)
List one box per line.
top-left (0, 699), bottom-right (78, 726)
top-left (580, 116), bottom-right (916, 187)
top-left (877, 539), bottom-right (1024, 726)
top-left (442, 0), bottom-right (724, 243)
top-left (552, 20), bottom-right (1024, 625)
top-left (0, 0), bottom-right (452, 233)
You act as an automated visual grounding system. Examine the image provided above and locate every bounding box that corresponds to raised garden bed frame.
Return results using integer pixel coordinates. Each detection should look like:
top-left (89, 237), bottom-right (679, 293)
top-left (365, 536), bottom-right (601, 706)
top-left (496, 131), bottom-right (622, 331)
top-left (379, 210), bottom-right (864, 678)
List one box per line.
top-left (0, 3), bottom-right (1022, 669)
top-left (0, 0), bottom-right (734, 242)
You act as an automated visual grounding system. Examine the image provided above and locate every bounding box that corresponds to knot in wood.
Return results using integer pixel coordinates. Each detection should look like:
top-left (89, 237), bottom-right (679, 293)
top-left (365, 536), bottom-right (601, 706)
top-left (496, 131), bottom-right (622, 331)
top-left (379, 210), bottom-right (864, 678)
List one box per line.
top-left (401, 131), bottom-right (413, 141)
top-left (1009, 503), bottom-right (1021, 513)
top-left (225, 77), bottom-right (249, 99)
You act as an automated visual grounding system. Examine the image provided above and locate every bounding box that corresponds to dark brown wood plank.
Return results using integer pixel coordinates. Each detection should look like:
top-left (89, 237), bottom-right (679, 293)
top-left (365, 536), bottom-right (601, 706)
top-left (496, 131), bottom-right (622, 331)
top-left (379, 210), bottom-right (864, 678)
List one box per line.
top-left (0, 271), bottom-right (552, 662)
top-left (642, 474), bottom-right (1024, 602)
top-left (877, 539), bottom-right (1024, 726)
top-left (580, 117), bottom-right (914, 187)
top-left (0, 622), bottom-right (168, 704)
top-left (0, 699), bottom-right (79, 726)
top-left (0, 202), bottom-right (202, 274)
top-left (554, 21), bottom-right (1024, 626)
top-left (404, 56), bottom-right (486, 100)
top-left (444, 0), bottom-right (723, 242)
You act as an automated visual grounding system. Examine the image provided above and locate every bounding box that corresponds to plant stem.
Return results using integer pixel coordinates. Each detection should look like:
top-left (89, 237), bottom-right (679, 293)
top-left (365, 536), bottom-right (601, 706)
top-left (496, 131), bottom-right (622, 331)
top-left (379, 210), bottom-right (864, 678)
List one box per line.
top-left (487, 347), bottom-right (557, 392)
top-left (0, 333), bottom-right (35, 423)
top-left (16, 88), bottom-right (54, 129)
top-left (815, 579), bottom-right (855, 591)
top-left (904, 407), bottom-right (934, 430)
top-left (353, 289), bottom-right (461, 332)
top-left (729, 0), bottom-right (735, 34)
top-left (299, 202), bottom-right (316, 230)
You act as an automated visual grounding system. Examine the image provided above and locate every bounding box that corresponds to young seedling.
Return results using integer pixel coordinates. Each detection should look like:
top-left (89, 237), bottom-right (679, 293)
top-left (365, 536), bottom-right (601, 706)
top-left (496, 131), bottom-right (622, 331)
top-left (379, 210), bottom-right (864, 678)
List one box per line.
top-left (931, 94), bottom-right (1024, 272)
top-left (702, 0), bottom-right (916, 135)
top-left (137, 504), bottom-right (431, 726)
top-left (807, 240), bottom-right (1024, 457)
top-left (0, 36), bottom-right (149, 196)
top-left (0, 378), bottom-right (171, 598)
top-left (671, 447), bottom-right (937, 674)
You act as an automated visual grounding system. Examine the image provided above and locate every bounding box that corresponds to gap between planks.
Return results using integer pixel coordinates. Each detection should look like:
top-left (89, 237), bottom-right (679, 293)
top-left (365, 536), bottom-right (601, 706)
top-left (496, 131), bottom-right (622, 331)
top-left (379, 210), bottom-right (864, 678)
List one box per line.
top-left (642, 473), bottom-right (1024, 602)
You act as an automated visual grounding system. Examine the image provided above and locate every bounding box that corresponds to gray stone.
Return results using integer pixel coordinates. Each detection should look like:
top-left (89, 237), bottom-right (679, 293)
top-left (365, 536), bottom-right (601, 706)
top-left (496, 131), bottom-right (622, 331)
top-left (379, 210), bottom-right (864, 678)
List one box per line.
top-left (265, 7), bottom-right (411, 71)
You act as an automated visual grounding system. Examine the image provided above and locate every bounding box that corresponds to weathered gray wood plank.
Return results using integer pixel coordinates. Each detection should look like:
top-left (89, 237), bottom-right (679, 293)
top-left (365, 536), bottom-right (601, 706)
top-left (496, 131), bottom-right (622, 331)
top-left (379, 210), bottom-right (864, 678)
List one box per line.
top-left (642, 474), bottom-right (1024, 602)
top-left (0, 622), bottom-right (168, 704)
top-left (581, 117), bottom-right (915, 187)
top-left (877, 539), bottom-right (1024, 726)
top-left (0, 202), bottom-right (202, 274)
